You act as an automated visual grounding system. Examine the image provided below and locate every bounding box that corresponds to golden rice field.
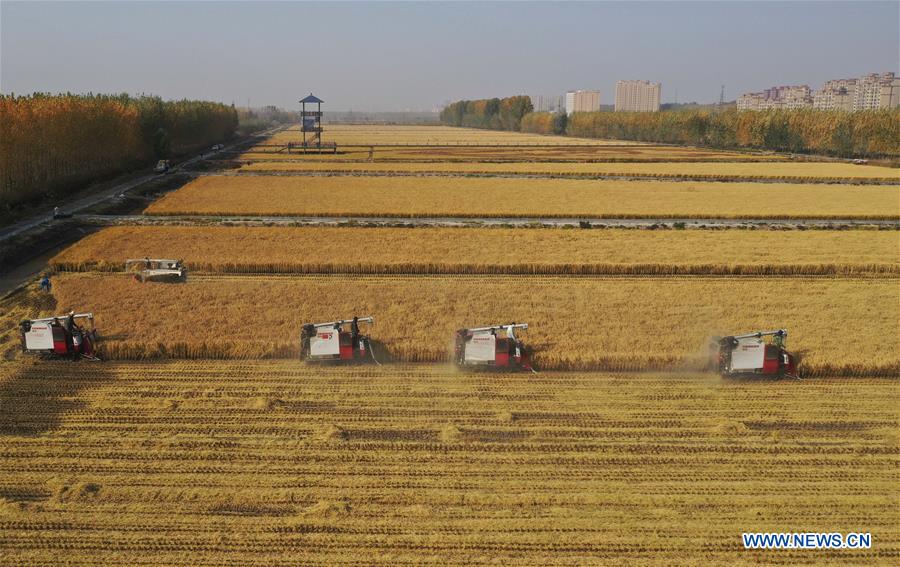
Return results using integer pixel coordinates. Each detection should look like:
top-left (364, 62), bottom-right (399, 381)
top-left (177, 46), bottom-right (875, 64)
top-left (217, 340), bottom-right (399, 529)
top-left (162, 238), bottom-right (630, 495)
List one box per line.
top-left (50, 225), bottom-right (900, 276)
top-left (4, 123), bottom-right (898, 565)
top-left (268, 124), bottom-right (627, 146)
top-left (0, 361), bottom-right (896, 565)
top-left (35, 274), bottom-right (899, 375)
top-left (145, 175), bottom-right (900, 219)
top-left (238, 159), bottom-right (900, 181)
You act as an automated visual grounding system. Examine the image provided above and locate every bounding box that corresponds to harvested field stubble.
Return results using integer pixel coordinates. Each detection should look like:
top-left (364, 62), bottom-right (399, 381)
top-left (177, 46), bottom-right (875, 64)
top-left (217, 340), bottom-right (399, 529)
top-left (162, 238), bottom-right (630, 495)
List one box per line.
top-left (0, 361), bottom-right (896, 564)
top-left (238, 159), bottom-right (900, 181)
top-left (145, 175), bottom-right (900, 219)
top-left (48, 274), bottom-right (899, 375)
top-left (50, 226), bottom-right (900, 276)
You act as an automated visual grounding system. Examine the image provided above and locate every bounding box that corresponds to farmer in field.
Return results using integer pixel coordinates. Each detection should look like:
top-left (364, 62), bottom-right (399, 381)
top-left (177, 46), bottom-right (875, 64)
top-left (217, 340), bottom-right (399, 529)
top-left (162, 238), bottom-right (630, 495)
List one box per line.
top-left (39, 274), bottom-right (51, 293)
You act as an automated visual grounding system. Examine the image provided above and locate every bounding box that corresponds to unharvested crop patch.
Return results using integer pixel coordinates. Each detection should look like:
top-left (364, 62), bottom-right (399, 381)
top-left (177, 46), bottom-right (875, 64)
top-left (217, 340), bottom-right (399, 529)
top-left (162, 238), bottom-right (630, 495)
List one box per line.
top-left (0, 361), bottom-right (896, 564)
top-left (50, 225), bottom-right (900, 276)
top-left (144, 175), bottom-right (900, 219)
top-left (41, 274), bottom-right (900, 375)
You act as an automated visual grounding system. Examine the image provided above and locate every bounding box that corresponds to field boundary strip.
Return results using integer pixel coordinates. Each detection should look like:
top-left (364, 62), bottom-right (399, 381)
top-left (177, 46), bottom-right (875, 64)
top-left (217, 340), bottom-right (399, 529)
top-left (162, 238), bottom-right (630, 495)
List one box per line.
top-left (76, 214), bottom-right (900, 229)
top-left (50, 263), bottom-right (900, 278)
top-left (216, 170), bottom-right (900, 185)
top-left (231, 156), bottom-right (788, 164)
top-left (140, 210), bottom-right (900, 221)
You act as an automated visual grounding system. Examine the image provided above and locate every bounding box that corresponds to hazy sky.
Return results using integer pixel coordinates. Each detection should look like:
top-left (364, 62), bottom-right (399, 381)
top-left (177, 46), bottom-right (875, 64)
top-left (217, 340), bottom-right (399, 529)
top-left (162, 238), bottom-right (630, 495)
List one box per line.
top-left (2, 1), bottom-right (898, 111)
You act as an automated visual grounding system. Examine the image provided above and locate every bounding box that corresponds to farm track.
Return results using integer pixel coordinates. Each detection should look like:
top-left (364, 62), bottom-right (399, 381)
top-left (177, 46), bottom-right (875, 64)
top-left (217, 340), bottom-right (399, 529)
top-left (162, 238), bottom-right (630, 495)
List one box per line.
top-left (76, 214), bottom-right (900, 229)
top-left (0, 362), bottom-right (896, 564)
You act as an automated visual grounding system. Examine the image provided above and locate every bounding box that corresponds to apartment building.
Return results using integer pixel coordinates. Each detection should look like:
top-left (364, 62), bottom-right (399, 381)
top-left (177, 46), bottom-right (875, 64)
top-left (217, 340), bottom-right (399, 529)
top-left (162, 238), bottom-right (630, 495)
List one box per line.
top-left (853, 72), bottom-right (898, 110)
top-left (813, 79), bottom-right (857, 111)
top-left (737, 85), bottom-right (813, 111)
top-left (742, 72), bottom-right (898, 111)
top-left (614, 80), bottom-right (661, 112)
top-left (565, 90), bottom-right (601, 114)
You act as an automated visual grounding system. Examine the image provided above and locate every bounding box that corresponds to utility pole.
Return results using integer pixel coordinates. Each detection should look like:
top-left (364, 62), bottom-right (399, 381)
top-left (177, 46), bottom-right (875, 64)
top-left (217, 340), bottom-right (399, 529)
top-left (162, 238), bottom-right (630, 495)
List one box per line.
top-left (719, 85), bottom-right (726, 106)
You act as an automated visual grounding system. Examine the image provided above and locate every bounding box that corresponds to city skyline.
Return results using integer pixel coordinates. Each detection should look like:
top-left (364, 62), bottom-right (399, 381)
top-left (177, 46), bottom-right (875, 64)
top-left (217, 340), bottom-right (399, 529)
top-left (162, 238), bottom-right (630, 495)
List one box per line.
top-left (2, 1), bottom-right (898, 111)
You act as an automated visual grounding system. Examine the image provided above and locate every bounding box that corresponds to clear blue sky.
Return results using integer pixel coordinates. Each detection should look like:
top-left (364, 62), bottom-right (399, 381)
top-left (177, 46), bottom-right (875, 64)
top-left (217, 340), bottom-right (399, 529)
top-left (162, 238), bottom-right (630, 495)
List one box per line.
top-left (2, 1), bottom-right (898, 111)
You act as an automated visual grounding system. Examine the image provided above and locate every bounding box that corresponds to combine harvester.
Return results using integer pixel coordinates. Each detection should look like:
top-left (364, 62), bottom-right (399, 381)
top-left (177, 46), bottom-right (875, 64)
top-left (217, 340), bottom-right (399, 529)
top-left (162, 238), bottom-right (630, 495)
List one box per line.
top-left (455, 323), bottom-right (533, 372)
top-left (715, 329), bottom-right (797, 378)
top-left (19, 312), bottom-right (101, 361)
top-left (300, 316), bottom-right (377, 364)
top-left (126, 258), bottom-right (187, 283)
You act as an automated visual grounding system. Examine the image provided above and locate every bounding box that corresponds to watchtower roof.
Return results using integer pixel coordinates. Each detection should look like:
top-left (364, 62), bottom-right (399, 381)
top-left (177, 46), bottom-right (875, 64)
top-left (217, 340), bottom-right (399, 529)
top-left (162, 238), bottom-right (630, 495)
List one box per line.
top-left (299, 93), bottom-right (324, 104)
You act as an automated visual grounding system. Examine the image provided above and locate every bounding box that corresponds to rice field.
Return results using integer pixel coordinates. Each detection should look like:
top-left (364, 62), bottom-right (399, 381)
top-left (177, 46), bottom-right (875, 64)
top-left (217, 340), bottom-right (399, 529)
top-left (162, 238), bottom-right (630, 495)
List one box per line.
top-left (50, 225), bottom-right (900, 276)
top-left (34, 273), bottom-right (898, 375)
top-left (3, 123), bottom-right (898, 565)
top-left (0, 361), bottom-right (896, 565)
top-left (240, 145), bottom-right (779, 163)
top-left (145, 175), bottom-right (900, 219)
top-left (238, 159), bottom-right (900, 181)
top-left (267, 124), bottom-right (629, 146)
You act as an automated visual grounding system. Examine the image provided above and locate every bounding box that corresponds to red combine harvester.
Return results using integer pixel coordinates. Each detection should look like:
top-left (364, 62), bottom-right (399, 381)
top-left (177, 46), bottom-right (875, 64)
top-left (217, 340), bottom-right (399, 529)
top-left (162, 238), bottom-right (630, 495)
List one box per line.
top-left (455, 323), bottom-right (532, 371)
top-left (301, 316), bottom-right (376, 363)
top-left (19, 312), bottom-right (100, 361)
top-left (716, 329), bottom-right (797, 378)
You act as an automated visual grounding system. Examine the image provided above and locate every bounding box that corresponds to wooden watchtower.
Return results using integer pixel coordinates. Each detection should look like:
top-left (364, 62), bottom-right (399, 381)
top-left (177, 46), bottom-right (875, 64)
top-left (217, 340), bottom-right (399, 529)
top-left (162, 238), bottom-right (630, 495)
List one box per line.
top-left (299, 93), bottom-right (324, 149)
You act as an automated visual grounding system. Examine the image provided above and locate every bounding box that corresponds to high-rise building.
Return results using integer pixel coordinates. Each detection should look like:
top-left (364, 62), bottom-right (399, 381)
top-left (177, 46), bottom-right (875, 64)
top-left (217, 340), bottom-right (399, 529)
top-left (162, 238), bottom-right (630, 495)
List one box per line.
top-left (813, 79), bottom-right (857, 111)
top-left (565, 90), bottom-right (601, 114)
top-left (614, 81), bottom-right (661, 112)
top-left (853, 72), bottom-right (898, 110)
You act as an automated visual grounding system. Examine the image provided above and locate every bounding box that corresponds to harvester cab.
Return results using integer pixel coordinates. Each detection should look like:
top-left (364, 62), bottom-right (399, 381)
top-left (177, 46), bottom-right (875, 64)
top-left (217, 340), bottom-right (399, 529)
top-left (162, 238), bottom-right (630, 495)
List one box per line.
top-left (301, 316), bottom-right (376, 363)
top-left (19, 312), bottom-right (101, 361)
top-left (455, 323), bottom-right (532, 371)
top-left (716, 329), bottom-right (796, 378)
top-left (126, 258), bottom-right (187, 283)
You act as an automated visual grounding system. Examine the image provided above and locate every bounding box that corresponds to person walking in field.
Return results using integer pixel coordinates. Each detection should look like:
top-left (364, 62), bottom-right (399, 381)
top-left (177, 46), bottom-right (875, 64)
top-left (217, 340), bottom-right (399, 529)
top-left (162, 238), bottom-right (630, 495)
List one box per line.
top-left (39, 274), bottom-right (51, 293)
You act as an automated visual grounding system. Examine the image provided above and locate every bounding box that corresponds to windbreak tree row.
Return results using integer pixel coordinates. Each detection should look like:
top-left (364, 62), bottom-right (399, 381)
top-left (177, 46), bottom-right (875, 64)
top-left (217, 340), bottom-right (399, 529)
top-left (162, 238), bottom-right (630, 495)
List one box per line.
top-left (527, 108), bottom-right (900, 158)
top-left (0, 93), bottom-right (239, 208)
top-left (439, 96), bottom-right (533, 131)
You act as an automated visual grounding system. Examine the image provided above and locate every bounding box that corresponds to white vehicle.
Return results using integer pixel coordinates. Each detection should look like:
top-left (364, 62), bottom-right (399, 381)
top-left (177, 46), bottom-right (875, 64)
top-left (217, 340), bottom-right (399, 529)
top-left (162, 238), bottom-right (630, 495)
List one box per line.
top-left (125, 258), bottom-right (187, 283)
top-left (153, 159), bottom-right (171, 174)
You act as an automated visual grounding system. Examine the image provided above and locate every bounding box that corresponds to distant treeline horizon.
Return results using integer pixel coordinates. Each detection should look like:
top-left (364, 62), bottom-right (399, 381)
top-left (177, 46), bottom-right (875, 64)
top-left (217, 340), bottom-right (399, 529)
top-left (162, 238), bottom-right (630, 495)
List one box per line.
top-left (439, 95), bottom-right (899, 159)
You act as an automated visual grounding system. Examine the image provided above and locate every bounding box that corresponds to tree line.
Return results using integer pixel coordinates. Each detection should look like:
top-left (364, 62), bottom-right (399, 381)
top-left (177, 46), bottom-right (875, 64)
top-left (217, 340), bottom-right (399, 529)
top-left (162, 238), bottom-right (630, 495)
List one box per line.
top-left (0, 93), bottom-right (239, 209)
top-left (439, 96), bottom-right (533, 131)
top-left (561, 109), bottom-right (900, 158)
top-left (441, 96), bottom-right (899, 158)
